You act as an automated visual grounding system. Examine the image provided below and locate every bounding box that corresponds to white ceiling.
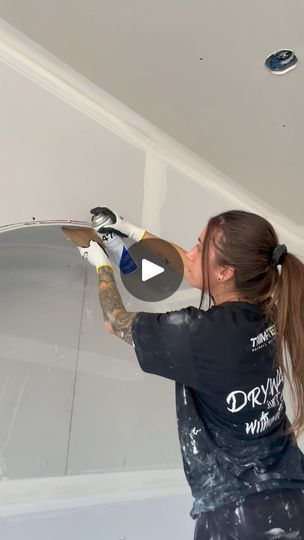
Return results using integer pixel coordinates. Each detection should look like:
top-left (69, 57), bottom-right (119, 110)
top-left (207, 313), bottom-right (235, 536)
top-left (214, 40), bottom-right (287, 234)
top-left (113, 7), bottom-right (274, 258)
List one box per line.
top-left (0, 0), bottom-right (303, 225)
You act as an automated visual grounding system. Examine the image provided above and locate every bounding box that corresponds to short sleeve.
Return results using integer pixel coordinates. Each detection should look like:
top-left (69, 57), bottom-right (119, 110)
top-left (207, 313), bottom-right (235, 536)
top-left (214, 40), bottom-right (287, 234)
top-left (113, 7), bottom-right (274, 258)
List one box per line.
top-left (131, 306), bottom-right (202, 389)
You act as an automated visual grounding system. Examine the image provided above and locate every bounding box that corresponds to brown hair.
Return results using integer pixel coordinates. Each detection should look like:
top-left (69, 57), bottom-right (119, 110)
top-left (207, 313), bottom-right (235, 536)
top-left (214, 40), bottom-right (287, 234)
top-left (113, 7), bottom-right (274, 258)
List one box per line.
top-left (198, 210), bottom-right (304, 439)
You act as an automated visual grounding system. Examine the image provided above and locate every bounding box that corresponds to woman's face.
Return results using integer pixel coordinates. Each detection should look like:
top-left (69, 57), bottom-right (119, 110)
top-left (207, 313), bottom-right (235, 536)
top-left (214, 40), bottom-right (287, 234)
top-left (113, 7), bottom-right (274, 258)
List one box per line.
top-left (186, 226), bottom-right (220, 291)
top-left (186, 226), bottom-right (207, 289)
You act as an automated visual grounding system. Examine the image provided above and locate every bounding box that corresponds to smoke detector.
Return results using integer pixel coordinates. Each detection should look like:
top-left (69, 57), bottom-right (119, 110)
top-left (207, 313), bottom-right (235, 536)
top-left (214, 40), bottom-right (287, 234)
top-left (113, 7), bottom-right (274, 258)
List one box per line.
top-left (265, 49), bottom-right (298, 74)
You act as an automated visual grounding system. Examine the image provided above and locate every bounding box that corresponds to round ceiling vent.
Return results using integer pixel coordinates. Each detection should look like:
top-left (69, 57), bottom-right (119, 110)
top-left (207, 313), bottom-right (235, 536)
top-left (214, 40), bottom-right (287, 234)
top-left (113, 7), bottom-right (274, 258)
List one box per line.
top-left (265, 49), bottom-right (298, 74)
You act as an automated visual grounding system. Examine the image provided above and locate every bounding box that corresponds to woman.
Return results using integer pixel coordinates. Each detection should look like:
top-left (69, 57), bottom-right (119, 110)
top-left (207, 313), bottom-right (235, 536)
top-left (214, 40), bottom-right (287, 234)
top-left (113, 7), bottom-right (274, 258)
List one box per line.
top-left (78, 207), bottom-right (304, 539)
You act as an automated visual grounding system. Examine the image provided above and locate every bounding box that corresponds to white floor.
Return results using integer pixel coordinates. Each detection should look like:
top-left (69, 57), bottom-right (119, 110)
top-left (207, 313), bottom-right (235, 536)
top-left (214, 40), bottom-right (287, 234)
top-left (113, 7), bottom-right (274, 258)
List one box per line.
top-left (0, 493), bottom-right (195, 540)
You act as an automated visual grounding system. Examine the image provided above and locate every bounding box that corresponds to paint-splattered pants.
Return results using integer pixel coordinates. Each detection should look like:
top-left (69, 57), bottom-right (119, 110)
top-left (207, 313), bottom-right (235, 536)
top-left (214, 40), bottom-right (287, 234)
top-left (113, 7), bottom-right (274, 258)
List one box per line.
top-left (194, 488), bottom-right (304, 539)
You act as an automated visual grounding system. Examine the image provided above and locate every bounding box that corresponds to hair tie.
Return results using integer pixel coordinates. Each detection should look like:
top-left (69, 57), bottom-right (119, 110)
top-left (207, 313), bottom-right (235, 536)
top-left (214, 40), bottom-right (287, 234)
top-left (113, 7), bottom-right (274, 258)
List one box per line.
top-left (271, 244), bottom-right (287, 267)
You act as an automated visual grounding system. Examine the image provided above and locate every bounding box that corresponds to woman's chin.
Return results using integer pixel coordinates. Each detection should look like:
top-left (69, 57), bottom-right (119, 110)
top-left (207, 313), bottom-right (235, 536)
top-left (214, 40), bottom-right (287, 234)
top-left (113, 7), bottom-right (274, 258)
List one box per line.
top-left (189, 278), bottom-right (202, 290)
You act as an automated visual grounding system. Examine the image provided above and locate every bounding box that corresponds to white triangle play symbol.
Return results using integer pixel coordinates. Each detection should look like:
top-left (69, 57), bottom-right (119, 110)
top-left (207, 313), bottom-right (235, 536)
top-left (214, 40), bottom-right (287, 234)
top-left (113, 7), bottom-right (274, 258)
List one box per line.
top-left (142, 259), bottom-right (165, 282)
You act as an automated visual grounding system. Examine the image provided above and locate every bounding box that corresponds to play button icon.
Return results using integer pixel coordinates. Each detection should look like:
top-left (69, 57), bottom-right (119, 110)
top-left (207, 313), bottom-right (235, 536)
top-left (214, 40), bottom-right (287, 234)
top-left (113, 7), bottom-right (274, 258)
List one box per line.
top-left (120, 238), bottom-right (184, 302)
top-left (142, 259), bottom-right (164, 281)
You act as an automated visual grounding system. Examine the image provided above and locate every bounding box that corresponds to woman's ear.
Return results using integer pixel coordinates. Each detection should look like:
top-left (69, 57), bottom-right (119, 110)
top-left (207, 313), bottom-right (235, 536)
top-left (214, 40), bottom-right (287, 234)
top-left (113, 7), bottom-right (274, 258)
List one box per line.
top-left (218, 265), bottom-right (235, 282)
top-left (226, 266), bottom-right (237, 284)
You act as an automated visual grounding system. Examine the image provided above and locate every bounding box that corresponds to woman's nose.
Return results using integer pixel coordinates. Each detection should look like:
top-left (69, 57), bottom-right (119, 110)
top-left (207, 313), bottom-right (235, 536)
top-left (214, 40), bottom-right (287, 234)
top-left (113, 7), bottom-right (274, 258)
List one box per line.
top-left (186, 248), bottom-right (195, 261)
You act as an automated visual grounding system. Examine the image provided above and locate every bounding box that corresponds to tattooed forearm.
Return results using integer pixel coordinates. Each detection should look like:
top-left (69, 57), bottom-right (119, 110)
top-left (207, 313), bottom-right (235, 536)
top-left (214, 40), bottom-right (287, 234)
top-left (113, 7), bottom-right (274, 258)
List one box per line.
top-left (110, 310), bottom-right (138, 346)
top-left (97, 266), bottom-right (138, 345)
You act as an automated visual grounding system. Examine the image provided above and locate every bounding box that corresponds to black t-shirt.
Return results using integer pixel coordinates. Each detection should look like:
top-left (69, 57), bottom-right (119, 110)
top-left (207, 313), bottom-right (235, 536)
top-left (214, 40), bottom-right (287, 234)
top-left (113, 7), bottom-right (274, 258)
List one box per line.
top-left (131, 301), bottom-right (304, 518)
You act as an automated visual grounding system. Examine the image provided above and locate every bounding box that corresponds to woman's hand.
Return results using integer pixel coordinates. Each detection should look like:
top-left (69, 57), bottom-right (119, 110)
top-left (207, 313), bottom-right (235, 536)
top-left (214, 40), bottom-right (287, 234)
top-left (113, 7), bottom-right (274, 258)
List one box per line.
top-left (77, 240), bottom-right (113, 273)
top-left (90, 206), bottom-right (146, 242)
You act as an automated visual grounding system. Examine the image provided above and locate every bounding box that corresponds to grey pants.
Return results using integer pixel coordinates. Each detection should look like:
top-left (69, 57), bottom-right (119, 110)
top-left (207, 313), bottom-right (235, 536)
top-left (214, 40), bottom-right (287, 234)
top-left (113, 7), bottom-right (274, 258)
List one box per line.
top-left (194, 488), bottom-right (304, 539)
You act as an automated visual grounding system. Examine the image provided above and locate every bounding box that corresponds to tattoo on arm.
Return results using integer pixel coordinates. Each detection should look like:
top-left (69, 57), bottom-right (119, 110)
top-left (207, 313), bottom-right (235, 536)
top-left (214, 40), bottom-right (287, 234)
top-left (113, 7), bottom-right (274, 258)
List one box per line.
top-left (97, 266), bottom-right (138, 346)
